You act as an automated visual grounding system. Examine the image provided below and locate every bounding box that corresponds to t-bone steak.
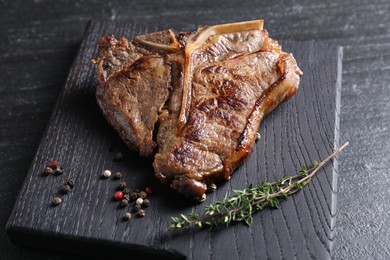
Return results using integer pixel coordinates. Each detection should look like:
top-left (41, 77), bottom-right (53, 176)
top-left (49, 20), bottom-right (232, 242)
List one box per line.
top-left (92, 20), bottom-right (302, 198)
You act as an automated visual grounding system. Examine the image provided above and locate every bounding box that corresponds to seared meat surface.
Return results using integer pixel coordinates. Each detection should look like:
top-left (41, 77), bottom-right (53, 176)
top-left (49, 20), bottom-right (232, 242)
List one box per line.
top-left (93, 20), bottom-right (302, 198)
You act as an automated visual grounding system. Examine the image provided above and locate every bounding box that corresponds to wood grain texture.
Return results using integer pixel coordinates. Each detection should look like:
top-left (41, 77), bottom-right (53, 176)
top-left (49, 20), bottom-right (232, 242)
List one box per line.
top-left (1, 1), bottom-right (390, 259)
top-left (5, 21), bottom-right (342, 259)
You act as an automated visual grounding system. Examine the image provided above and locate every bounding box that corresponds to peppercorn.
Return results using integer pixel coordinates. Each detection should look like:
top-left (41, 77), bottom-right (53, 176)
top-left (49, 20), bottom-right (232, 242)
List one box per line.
top-left (129, 192), bottom-right (138, 201)
top-left (134, 189), bottom-right (141, 193)
top-left (118, 181), bottom-right (127, 190)
top-left (61, 185), bottom-right (71, 194)
top-left (195, 193), bottom-right (206, 202)
top-left (53, 197), bottom-right (62, 206)
top-left (54, 167), bottom-right (64, 175)
top-left (123, 194), bottom-right (130, 201)
top-left (207, 183), bottom-right (217, 192)
top-left (136, 198), bottom-right (143, 205)
top-left (114, 191), bottom-right (124, 201)
top-left (123, 212), bottom-right (132, 221)
top-left (138, 191), bottom-right (147, 199)
top-left (120, 199), bottom-right (129, 207)
top-left (142, 199), bottom-right (150, 208)
top-left (137, 209), bottom-right (145, 217)
top-left (50, 160), bottom-right (59, 169)
top-left (256, 133), bottom-right (261, 141)
top-left (67, 179), bottom-right (75, 189)
top-left (43, 166), bottom-right (53, 176)
top-left (145, 186), bottom-right (152, 196)
top-left (133, 204), bottom-right (141, 212)
top-left (122, 187), bottom-right (131, 194)
top-left (114, 152), bottom-right (124, 162)
top-left (103, 170), bottom-right (111, 178)
top-left (114, 171), bottom-right (122, 179)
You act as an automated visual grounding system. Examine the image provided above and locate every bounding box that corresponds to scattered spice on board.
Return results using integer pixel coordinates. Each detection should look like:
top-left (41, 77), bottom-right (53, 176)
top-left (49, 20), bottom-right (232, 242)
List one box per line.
top-left (53, 197), bottom-right (62, 206)
top-left (66, 179), bottom-right (75, 189)
top-left (137, 209), bottom-right (145, 217)
top-left (50, 160), bottom-right (59, 169)
top-left (102, 170), bottom-right (111, 178)
top-left (60, 185), bottom-right (71, 194)
top-left (114, 152), bottom-right (124, 162)
top-left (118, 181), bottom-right (127, 190)
top-left (123, 212), bottom-right (132, 221)
top-left (145, 186), bottom-right (152, 195)
top-left (100, 168), bottom-right (154, 221)
top-left (114, 171), bottom-right (122, 179)
top-left (43, 166), bottom-right (53, 176)
top-left (142, 199), bottom-right (150, 208)
top-left (42, 160), bottom-right (64, 176)
top-left (114, 191), bottom-right (124, 201)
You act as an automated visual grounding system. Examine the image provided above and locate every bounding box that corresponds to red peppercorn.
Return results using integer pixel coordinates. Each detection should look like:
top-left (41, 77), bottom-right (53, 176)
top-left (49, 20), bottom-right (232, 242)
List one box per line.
top-left (50, 160), bottom-right (59, 169)
top-left (114, 191), bottom-right (123, 200)
top-left (145, 186), bottom-right (152, 196)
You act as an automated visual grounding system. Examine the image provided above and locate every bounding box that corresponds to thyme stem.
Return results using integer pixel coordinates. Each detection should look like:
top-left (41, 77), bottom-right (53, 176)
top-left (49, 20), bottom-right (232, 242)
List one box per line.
top-left (169, 142), bottom-right (349, 230)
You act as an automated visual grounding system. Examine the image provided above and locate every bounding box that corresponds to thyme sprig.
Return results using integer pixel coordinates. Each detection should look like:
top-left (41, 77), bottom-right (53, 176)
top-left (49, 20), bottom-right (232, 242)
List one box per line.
top-left (169, 142), bottom-right (349, 230)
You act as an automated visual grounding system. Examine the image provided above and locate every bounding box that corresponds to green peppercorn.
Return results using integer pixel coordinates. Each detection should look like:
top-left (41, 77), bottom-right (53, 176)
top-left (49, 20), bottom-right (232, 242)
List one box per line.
top-left (43, 166), bottom-right (53, 176)
top-left (123, 212), bottom-right (132, 221)
top-left (138, 191), bottom-right (147, 199)
top-left (53, 197), bottom-right (62, 206)
top-left (61, 185), bottom-right (71, 194)
top-left (142, 199), bottom-right (150, 208)
top-left (118, 181), bottom-right (126, 190)
top-left (120, 199), bottom-right (129, 208)
top-left (114, 171), bottom-right (122, 179)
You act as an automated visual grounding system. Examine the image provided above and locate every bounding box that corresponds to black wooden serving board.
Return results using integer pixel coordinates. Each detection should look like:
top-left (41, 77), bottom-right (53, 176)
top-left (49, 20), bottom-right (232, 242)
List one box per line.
top-left (6, 21), bottom-right (342, 260)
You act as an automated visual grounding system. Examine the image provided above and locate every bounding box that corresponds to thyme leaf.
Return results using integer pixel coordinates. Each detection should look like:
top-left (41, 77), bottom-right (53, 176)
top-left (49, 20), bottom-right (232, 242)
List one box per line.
top-left (169, 142), bottom-right (349, 230)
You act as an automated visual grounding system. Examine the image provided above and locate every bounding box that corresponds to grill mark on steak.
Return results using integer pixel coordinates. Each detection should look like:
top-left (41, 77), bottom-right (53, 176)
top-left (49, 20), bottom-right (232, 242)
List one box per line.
top-left (93, 20), bottom-right (302, 198)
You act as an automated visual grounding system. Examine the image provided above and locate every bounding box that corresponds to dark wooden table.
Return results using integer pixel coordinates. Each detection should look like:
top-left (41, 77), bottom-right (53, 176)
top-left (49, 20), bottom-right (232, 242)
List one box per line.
top-left (1, 0), bottom-right (389, 259)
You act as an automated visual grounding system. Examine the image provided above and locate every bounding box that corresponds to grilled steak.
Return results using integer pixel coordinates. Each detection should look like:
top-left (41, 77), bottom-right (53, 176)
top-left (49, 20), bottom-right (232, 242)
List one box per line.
top-left (92, 20), bottom-right (302, 198)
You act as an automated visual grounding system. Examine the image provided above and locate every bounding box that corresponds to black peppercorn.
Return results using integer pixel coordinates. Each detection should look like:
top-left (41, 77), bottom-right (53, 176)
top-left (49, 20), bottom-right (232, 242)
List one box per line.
top-left (138, 191), bottom-right (147, 199)
top-left (114, 171), bottom-right (122, 179)
top-left (129, 192), bottom-right (138, 201)
top-left (55, 167), bottom-right (64, 175)
top-left (114, 152), bottom-right (124, 162)
top-left (120, 199), bottom-right (129, 208)
top-left (61, 185), bottom-right (71, 194)
top-left (142, 199), bottom-right (150, 208)
top-left (67, 179), bottom-right (75, 189)
top-left (133, 204), bottom-right (141, 212)
top-left (43, 166), bottom-right (53, 176)
top-left (134, 189), bottom-right (141, 193)
top-left (122, 187), bottom-right (131, 194)
top-left (123, 212), bottom-right (131, 221)
top-left (118, 181), bottom-right (127, 190)
top-left (123, 194), bottom-right (130, 201)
